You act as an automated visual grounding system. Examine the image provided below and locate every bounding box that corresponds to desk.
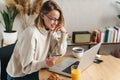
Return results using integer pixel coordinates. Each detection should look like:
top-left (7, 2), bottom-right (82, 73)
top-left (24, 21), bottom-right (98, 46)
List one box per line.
top-left (39, 55), bottom-right (120, 80)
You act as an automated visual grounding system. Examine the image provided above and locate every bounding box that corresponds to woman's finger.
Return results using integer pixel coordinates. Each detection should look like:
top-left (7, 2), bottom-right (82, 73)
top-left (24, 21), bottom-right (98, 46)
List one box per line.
top-left (54, 26), bottom-right (61, 32)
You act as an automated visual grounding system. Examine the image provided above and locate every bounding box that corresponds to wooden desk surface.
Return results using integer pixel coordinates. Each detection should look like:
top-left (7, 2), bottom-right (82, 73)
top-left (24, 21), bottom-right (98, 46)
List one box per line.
top-left (39, 55), bottom-right (120, 80)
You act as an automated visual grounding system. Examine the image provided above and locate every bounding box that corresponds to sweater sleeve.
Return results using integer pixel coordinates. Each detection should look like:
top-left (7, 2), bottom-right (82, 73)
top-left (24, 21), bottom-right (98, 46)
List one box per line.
top-left (19, 33), bottom-right (47, 74)
top-left (49, 32), bottom-right (68, 56)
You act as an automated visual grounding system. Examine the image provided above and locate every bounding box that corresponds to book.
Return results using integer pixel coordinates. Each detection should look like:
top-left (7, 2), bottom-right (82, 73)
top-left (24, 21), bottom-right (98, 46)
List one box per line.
top-left (104, 28), bottom-right (109, 42)
top-left (107, 27), bottom-right (114, 43)
top-left (113, 27), bottom-right (117, 43)
top-left (114, 26), bottom-right (120, 42)
top-left (97, 29), bottom-right (105, 43)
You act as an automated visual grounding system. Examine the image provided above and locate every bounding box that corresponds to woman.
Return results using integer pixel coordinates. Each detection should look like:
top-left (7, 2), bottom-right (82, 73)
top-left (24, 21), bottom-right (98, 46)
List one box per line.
top-left (6, 0), bottom-right (68, 80)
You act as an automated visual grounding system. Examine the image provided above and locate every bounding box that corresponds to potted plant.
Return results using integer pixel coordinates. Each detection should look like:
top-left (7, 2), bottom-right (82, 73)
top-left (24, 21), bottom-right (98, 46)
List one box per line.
top-left (6, 0), bottom-right (43, 28)
top-left (0, 6), bottom-right (18, 44)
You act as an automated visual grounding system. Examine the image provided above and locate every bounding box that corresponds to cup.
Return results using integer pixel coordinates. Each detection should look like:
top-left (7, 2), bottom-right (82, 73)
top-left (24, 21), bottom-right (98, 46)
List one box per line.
top-left (71, 65), bottom-right (81, 80)
top-left (72, 47), bottom-right (84, 59)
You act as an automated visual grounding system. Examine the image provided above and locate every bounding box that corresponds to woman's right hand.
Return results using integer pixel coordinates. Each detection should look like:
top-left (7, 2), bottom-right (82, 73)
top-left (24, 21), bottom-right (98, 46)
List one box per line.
top-left (45, 58), bottom-right (56, 67)
top-left (53, 25), bottom-right (67, 34)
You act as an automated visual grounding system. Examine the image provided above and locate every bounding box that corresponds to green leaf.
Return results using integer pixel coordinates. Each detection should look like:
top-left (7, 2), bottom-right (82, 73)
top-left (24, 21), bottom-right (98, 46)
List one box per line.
top-left (0, 6), bottom-right (18, 32)
top-left (117, 15), bottom-right (120, 19)
top-left (116, 1), bottom-right (120, 4)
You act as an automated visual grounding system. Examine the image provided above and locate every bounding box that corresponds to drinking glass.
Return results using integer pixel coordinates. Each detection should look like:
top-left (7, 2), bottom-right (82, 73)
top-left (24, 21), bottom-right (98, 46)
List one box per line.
top-left (71, 65), bottom-right (81, 80)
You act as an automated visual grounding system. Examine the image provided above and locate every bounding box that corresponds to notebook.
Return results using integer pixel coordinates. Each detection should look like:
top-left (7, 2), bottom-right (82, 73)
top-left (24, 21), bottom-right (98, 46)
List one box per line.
top-left (49, 43), bottom-right (101, 77)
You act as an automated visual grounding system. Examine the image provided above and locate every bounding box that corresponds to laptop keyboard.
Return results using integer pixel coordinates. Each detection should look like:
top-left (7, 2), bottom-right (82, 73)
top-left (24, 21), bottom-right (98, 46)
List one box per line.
top-left (62, 61), bottom-right (80, 74)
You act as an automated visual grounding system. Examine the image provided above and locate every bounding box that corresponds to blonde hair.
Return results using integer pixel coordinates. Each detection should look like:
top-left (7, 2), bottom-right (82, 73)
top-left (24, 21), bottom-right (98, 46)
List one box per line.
top-left (35, 0), bottom-right (64, 28)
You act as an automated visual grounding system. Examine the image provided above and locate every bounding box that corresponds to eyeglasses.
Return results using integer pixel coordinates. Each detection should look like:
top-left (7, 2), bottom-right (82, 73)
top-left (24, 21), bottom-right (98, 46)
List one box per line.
top-left (45, 14), bottom-right (60, 22)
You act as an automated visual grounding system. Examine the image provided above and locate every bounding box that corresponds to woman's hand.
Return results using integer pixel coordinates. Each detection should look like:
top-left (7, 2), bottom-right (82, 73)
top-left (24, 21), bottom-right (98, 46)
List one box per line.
top-left (53, 25), bottom-right (67, 34)
top-left (45, 57), bottom-right (56, 67)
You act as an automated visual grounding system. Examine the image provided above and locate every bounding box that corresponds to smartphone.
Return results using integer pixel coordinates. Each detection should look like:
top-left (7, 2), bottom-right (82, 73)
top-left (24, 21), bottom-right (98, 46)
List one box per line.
top-left (93, 59), bottom-right (103, 64)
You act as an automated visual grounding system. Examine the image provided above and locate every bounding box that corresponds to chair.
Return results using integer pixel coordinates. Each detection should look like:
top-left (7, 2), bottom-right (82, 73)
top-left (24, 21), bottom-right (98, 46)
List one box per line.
top-left (0, 43), bottom-right (16, 80)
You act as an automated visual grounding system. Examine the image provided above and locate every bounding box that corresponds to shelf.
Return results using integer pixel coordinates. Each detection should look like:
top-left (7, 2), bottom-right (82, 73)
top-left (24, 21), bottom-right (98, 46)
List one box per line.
top-left (67, 38), bottom-right (120, 46)
top-left (67, 42), bottom-right (96, 46)
top-left (68, 42), bottom-right (120, 45)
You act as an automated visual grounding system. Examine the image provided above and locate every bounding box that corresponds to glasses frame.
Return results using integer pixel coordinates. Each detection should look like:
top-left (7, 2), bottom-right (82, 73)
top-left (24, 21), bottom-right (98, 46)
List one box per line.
top-left (45, 14), bottom-right (60, 22)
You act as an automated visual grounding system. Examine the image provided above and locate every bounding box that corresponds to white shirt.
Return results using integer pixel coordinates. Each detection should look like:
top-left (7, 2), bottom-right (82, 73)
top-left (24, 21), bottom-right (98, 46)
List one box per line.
top-left (6, 25), bottom-right (68, 77)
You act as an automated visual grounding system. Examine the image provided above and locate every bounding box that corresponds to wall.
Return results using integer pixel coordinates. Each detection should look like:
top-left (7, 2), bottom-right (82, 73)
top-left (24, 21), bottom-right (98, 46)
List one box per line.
top-left (1, 0), bottom-right (120, 36)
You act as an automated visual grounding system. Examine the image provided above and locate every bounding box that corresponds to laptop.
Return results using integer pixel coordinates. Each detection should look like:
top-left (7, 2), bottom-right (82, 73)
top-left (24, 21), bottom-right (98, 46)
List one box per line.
top-left (49, 43), bottom-right (101, 77)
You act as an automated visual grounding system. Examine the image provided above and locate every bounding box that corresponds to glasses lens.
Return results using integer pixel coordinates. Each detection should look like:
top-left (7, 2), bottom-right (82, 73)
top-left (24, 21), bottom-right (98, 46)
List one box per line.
top-left (45, 15), bottom-right (59, 22)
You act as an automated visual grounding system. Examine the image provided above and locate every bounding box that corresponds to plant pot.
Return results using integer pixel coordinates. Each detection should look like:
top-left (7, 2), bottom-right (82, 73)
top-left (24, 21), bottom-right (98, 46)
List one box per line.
top-left (2, 31), bottom-right (18, 44)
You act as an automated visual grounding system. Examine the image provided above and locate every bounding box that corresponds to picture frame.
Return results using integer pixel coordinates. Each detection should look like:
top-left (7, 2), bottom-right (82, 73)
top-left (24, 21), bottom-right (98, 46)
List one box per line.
top-left (72, 31), bottom-right (91, 43)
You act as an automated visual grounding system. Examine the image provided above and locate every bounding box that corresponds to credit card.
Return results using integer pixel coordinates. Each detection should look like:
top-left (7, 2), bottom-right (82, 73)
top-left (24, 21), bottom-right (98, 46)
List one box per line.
top-left (48, 54), bottom-right (62, 58)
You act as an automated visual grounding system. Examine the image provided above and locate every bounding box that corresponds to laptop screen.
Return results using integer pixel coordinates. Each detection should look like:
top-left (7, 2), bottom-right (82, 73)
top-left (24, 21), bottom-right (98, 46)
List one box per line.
top-left (62, 61), bottom-right (80, 74)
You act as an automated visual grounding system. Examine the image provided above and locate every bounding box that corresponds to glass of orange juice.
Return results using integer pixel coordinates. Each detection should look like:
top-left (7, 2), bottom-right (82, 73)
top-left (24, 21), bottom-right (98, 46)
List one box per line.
top-left (71, 65), bottom-right (81, 80)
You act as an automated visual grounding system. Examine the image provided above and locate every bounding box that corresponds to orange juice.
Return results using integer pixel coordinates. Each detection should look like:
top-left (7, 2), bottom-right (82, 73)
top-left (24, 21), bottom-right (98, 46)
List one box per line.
top-left (71, 69), bottom-right (81, 80)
